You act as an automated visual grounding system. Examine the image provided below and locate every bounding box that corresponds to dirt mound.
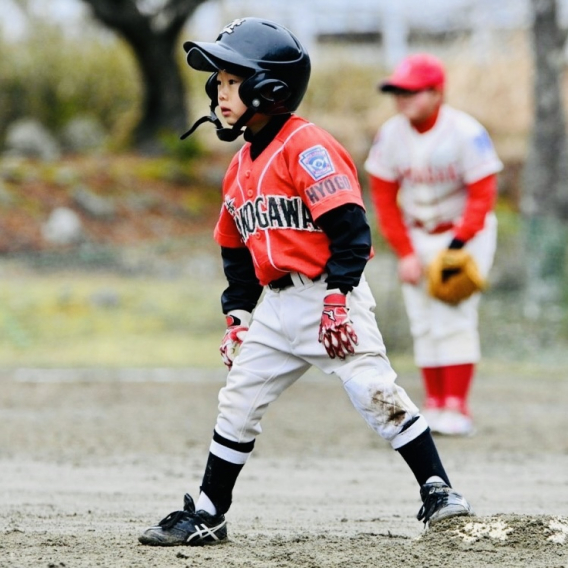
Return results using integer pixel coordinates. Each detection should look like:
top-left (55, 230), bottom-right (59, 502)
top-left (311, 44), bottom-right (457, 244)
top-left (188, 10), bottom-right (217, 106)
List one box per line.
top-left (423, 514), bottom-right (568, 547)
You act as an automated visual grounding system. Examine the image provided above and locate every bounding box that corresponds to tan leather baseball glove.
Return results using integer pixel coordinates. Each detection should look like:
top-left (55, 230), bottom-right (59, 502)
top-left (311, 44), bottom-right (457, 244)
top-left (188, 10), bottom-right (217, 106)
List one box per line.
top-left (427, 249), bottom-right (486, 305)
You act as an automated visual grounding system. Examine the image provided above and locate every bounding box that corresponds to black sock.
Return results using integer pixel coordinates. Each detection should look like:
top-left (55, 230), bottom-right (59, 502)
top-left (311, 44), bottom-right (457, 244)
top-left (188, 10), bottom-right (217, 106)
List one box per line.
top-left (396, 428), bottom-right (451, 488)
top-left (199, 431), bottom-right (255, 515)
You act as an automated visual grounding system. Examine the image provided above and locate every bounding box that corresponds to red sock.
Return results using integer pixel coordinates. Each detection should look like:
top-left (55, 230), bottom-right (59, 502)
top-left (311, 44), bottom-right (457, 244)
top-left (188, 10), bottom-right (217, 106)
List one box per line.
top-left (442, 363), bottom-right (475, 415)
top-left (420, 367), bottom-right (444, 409)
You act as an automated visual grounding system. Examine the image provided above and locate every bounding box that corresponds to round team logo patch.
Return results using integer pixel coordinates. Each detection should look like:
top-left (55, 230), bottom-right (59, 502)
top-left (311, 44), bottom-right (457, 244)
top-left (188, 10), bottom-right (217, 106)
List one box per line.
top-left (299, 145), bottom-right (336, 181)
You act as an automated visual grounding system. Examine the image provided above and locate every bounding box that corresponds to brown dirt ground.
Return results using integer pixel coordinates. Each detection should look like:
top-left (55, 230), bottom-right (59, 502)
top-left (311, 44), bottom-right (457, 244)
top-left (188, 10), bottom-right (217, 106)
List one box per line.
top-left (1, 365), bottom-right (567, 568)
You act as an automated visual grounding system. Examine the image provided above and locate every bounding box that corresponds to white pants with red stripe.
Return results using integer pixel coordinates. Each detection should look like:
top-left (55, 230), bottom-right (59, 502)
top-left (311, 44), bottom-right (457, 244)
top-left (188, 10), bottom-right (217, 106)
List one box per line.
top-left (214, 274), bottom-right (426, 451)
top-left (402, 213), bottom-right (497, 368)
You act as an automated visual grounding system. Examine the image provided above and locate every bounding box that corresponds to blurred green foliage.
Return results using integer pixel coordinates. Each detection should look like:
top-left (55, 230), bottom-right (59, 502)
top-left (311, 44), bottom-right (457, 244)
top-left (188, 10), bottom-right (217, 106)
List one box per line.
top-left (1, 251), bottom-right (567, 369)
top-left (0, 273), bottom-right (225, 368)
top-left (0, 17), bottom-right (217, 158)
top-left (0, 23), bottom-right (140, 146)
top-left (159, 129), bottom-right (204, 161)
top-left (302, 64), bottom-right (381, 116)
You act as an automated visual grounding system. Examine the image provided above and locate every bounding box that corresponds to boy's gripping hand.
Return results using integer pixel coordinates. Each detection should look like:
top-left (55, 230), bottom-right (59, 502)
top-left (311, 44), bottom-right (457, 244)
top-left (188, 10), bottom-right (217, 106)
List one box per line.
top-left (220, 310), bottom-right (251, 369)
top-left (318, 291), bottom-right (358, 359)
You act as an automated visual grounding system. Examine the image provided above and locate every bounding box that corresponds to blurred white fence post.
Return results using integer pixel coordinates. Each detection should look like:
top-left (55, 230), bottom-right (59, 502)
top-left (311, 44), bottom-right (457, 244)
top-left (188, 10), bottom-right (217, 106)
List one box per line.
top-left (381, 2), bottom-right (408, 69)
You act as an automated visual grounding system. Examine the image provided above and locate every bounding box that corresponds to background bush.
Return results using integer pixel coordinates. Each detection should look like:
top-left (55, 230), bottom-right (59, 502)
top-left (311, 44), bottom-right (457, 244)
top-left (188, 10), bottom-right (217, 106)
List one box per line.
top-left (0, 22), bottom-right (535, 166)
top-left (0, 23), bottom-right (140, 147)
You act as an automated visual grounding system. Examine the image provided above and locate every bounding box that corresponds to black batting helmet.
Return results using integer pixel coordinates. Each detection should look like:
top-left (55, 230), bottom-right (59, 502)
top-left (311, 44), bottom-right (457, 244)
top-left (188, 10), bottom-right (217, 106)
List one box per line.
top-left (180, 17), bottom-right (311, 141)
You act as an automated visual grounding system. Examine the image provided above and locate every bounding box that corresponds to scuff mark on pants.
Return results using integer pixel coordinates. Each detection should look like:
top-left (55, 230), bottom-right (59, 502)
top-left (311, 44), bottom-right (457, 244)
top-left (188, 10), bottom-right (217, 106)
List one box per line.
top-left (371, 390), bottom-right (408, 426)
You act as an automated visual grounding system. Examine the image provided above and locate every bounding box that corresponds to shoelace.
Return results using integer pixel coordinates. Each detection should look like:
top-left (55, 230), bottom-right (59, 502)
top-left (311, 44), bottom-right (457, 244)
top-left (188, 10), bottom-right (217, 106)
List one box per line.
top-left (158, 509), bottom-right (192, 530)
top-left (417, 487), bottom-right (449, 524)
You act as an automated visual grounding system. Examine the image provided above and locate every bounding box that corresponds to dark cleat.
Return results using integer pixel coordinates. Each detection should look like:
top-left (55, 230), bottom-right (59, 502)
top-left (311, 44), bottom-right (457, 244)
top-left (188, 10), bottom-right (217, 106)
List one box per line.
top-left (139, 494), bottom-right (227, 546)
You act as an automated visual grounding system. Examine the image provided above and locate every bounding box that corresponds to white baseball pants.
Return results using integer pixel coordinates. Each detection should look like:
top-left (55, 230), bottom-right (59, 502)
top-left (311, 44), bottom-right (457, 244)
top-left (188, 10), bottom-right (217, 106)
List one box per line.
top-left (215, 274), bottom-right (426, 451)
top-left (402, 213), bottom-right (498, 367)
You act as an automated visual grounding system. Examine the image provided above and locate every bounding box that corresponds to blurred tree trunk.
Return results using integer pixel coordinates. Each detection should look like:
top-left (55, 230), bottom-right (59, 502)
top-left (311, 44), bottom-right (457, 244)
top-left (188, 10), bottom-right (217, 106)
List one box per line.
top-left (522, 0), bottom-right (568, 312)
top-left (81, 0), bottom-right (208, 154)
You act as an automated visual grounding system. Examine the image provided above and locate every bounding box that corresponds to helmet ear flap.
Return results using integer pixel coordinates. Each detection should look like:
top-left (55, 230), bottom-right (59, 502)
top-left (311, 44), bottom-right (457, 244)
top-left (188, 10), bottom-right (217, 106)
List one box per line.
top-left (256, 79), bottom-right (291, 103)
top-left (240, 75), bottom-right (292, 113)
top-left (205, 72), bottom-right (218, 103)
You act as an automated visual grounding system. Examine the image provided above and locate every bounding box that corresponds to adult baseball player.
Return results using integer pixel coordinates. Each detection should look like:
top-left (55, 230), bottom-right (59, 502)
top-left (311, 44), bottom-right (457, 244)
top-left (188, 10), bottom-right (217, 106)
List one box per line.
top-left (365, 53), bottom-right (503, 436)
top-left (139, 20), bottom-right (473, 547)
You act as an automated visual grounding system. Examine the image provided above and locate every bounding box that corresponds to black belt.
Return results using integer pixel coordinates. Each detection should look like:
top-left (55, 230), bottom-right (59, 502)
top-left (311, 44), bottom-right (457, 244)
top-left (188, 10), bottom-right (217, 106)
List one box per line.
top-left (268, 273), bottom-right (321, 291)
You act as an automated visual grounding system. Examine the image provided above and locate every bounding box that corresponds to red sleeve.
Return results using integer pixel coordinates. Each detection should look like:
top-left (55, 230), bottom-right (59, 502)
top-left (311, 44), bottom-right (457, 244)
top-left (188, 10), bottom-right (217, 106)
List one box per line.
top-left (369, 175), bottom-right (414, 258)
top-left (453, 174), bottom-right (497, 242)
top-left (214, 203), bottom-right (245, 248)
top-left (214, 158), bottom-right (246, 248)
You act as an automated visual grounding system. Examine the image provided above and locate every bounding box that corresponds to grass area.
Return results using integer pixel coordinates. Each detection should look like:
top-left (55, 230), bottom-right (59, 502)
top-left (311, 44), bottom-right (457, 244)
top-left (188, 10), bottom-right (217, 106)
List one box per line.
top-left (0, 272), bottom-right (226, 368)
top-left (1, 265), bottom-right (568, 374)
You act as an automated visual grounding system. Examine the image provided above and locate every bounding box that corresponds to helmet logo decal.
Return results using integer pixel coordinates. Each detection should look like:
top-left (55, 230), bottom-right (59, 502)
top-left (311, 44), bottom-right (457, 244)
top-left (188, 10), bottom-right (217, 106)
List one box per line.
top-left (299, 145), bottom-right (336, 181)
top-left (220, 19), bottom-right (245, 36)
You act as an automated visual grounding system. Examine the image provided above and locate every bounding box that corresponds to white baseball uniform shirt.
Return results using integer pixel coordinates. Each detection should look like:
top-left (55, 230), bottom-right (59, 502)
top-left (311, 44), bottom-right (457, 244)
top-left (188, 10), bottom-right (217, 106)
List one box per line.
top-left (365, 104), bottom-right (503, 231)
top-left (365, 104), bottom-right (503, 367)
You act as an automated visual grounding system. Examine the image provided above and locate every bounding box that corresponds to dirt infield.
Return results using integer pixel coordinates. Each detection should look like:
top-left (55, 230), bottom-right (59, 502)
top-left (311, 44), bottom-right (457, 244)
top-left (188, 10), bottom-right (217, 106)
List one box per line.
top-left (1, 364), bottom-right (567, 567)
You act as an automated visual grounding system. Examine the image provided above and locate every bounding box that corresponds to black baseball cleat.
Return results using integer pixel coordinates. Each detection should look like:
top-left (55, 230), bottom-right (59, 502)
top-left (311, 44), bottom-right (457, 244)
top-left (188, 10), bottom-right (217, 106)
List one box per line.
top-left (417, 481), bottom-right (474, 526)
top-left (138, 494), bottom-right (227, 546)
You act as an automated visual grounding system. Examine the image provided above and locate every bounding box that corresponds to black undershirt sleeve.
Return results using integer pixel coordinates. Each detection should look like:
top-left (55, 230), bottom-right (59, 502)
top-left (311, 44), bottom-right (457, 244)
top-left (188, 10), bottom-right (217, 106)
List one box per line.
top-left (316, 203), bottom-right (372, 294)
top-left (220, 246), bottom-right (263, 314)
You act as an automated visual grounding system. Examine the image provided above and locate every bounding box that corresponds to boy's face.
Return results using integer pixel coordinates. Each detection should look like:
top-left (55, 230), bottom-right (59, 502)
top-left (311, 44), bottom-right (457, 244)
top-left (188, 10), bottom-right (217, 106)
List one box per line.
top-left (217, 70), bottom-right (270, 134)
top-left (392, 88), bottom-right (443, 124)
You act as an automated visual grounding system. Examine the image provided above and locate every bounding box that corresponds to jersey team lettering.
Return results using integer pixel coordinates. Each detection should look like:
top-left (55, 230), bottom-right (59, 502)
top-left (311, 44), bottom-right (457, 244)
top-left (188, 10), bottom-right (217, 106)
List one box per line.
top-left (305, 174), bottom-right (353, 205)
top-left (225, 195), bottom-right (320, 241)
top-left (299, 145), bottom-right (336, 180)
top-left (397, 163), bottom-right (459, 184)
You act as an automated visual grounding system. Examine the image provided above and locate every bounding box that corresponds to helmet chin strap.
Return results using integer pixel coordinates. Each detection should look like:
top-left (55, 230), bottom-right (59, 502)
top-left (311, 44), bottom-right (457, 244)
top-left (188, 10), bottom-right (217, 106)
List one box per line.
top-left (180, 101), bottom-right (256, 142)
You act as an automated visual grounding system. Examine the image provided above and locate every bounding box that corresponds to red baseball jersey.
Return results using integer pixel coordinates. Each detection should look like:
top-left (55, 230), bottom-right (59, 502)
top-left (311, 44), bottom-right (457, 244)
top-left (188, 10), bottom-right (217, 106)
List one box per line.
top-left (214, 115), bottom-right (366, 286)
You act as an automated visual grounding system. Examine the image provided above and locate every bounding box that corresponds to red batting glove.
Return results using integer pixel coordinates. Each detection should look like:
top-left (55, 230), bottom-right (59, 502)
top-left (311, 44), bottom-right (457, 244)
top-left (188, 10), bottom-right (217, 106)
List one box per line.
top-left (220, 310), bottom-right (251, 369)
top-left (318, 292), bottom-right (358, 360)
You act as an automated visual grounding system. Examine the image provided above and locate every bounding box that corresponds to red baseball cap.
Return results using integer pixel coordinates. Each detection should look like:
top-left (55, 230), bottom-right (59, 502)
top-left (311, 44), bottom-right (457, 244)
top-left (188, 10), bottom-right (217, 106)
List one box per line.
top-left (379, 53), bottom-right (445, 93)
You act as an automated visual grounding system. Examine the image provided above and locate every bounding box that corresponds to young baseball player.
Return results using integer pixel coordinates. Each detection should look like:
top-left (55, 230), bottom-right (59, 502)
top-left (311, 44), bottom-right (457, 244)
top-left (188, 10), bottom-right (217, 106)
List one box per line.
top-left (365, 53), bottom-right (502, 436)
top-left (139, 19), bottom-right (473, 547)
